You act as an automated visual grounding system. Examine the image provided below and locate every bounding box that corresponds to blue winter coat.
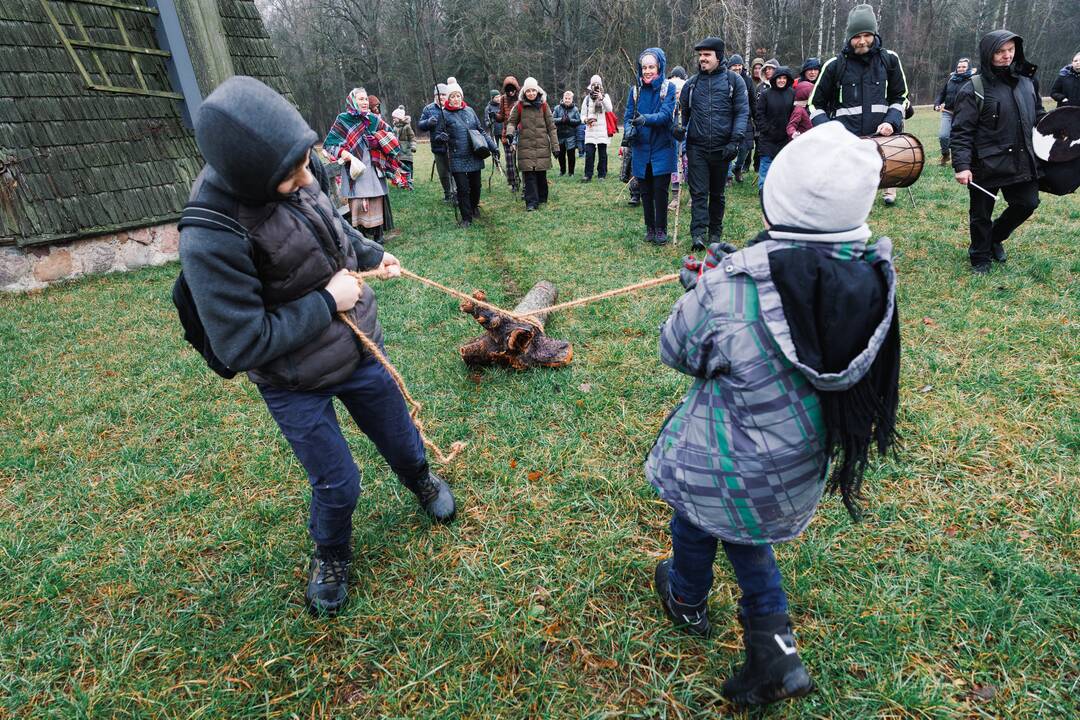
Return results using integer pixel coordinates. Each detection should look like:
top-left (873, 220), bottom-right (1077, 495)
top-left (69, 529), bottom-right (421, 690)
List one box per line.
top-left (624, 47), bottom-right (677, 178)
top-left (441, 104), bottom-right (487, 174)
top-left (417, 102), bottom-right (447, 154)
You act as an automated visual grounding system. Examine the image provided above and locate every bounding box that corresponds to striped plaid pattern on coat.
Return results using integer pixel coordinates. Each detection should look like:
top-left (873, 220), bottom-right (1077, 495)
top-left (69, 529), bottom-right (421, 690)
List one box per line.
top-left (646, 235), bottom-right (896, 544)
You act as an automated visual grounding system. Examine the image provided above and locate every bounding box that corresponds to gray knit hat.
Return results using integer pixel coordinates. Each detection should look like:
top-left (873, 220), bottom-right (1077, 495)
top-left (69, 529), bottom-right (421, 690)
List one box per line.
top-left (846, 4), bottom-right (879, 40)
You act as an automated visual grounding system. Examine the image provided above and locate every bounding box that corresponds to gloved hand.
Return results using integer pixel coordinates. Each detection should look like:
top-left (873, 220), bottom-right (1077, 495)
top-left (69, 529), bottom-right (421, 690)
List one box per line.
top-left (630, 113), bottom-right (646, 127)
top-left (721, 139), bottom-right (741, 162)
top-left (672, 122), bottom-right (686, 141)
top-left (434, 132), bottom-right (449, 144)
top-left (679, 242), bottom-right (739, 291)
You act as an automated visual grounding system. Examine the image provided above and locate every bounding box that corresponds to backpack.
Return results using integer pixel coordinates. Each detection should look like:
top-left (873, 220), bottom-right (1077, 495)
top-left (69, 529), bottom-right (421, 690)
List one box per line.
top-left (627, 79), bottom-right (675, 141)
top-left (172, 203), bottom-right (248, 379)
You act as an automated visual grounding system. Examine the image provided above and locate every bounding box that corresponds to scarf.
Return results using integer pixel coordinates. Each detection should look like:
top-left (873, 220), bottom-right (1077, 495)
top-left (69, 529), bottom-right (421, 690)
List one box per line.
top-left (767, 239), bottom-right (900, 520)
top-left (324, 91), bottom-right (407, 187)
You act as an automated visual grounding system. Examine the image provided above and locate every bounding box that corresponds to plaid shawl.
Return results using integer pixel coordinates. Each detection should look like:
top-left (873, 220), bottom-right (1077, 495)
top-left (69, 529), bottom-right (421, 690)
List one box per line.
top-left (324, 90), bottom-right (407, 187)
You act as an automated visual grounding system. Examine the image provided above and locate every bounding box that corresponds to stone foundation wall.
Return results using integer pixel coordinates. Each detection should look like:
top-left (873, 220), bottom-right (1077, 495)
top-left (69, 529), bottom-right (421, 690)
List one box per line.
top-left (0, 223), bottom-right (179, 292)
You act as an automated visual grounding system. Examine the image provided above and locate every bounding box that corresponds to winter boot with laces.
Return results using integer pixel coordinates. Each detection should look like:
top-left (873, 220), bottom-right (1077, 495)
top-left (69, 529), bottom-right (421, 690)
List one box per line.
top-left (306, 544), bottom-right (351, 616)
top-left (721, 613), bottom-right (815, 707)
top-left (400, 468), bottom-right (457, 522)
top-left (653, 558), bottom-right (710, 637)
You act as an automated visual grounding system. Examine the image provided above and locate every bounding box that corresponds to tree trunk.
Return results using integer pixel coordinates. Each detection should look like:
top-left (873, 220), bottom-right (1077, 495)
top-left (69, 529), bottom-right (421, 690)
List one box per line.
top-left (459, 281), bottom-right (573, 369)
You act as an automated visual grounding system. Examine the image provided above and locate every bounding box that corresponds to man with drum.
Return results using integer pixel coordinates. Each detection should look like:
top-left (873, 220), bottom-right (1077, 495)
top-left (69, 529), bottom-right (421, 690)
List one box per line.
top-left (808, 3), bottom-right (909, 206)
top-left (950, 30), bottom-right (1044, 274)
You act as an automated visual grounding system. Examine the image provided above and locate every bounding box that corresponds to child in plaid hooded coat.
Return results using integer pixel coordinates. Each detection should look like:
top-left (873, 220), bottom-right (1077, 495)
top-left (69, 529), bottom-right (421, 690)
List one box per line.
top-left (647, 122), bottom-right (900, 708)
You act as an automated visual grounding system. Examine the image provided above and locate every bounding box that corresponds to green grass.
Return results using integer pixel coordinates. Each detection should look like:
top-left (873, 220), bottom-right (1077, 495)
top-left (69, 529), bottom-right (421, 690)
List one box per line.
top-left (1, 114), bottom-right (1077, 718)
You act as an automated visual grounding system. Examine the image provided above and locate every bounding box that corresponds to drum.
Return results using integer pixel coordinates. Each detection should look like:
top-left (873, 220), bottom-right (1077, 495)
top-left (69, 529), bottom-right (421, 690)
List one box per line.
top-left (870, 133), bottom-right (924, 188)
top-left (1033, 106), bottom-right (1080, 162)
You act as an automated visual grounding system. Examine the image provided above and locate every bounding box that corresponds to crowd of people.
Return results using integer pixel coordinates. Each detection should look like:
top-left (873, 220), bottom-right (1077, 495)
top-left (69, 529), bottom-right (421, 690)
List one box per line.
top-left (175, 1), bottom-right (1073, 710)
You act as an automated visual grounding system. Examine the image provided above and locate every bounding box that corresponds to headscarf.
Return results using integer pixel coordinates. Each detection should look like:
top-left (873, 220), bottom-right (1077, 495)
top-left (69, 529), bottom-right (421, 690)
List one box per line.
top-left (323, 88), bottom-right (406, 186)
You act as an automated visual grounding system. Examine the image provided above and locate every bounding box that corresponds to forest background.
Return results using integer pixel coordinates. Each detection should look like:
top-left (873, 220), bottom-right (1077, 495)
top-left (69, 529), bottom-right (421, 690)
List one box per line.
top-left (256, 0), bottom-right (1080, 136)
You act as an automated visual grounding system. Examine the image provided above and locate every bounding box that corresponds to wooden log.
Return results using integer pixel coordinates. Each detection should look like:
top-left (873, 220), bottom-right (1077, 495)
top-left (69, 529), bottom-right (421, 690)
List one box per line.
top-left (459, 281), bottom-right (573, 369)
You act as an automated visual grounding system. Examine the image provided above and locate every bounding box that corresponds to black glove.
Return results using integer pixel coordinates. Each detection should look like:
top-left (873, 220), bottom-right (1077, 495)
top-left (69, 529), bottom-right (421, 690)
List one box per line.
top-left (434, 132), bottom-right (449, 144)
top-left (630, 113), bottom-right (646, 127)
top-left (721, 140), bottom-right (740, 162)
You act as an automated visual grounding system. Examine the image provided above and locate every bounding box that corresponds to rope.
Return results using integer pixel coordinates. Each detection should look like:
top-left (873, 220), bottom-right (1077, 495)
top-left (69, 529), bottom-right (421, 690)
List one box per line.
top-left (337, 279), bottom-right (465, 465)
top-left (337, 265), bottom-right (681, 463)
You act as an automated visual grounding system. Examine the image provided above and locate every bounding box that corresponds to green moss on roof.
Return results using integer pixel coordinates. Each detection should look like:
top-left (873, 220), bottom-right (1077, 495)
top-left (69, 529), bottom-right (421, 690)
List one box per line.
top-left (0, 0), bottom-right (292, 246)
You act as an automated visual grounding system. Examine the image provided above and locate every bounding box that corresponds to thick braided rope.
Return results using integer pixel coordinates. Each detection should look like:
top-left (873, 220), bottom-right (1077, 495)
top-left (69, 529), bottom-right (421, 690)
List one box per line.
top-left (335, 289), bottom-right (464, 465)
top-left (518, 273), bottom-right (680, 317)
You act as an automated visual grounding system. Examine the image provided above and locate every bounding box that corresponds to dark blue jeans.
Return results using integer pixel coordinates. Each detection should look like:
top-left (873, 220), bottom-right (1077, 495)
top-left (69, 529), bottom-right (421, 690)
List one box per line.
top-left (258, 355), bottom-right (427, 548)
top-left (669, 512), bottom-right (788, 617)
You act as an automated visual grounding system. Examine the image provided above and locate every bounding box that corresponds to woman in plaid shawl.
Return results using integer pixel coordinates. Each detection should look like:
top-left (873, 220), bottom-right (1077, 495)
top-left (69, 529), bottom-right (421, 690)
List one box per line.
top-left (324, 88), bottom-right (407, 239)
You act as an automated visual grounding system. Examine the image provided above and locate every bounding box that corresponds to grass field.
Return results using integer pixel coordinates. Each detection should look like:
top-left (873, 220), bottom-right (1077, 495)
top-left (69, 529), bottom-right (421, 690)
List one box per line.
top-left (1, 113), bottom-right (1078, 718)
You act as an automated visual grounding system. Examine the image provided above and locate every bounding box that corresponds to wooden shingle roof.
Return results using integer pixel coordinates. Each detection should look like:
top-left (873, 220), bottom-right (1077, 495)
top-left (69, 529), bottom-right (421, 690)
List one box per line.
top-left (0, 0), bottom-right (291, 247)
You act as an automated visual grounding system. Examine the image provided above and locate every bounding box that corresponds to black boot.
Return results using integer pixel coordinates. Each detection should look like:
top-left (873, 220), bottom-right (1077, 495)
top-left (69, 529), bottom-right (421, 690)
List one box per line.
top-left (733, 168), bottom-right (743, 183)
top-left (653, 558), bottom-right (710, 636)
top-left (306, 544), bottom-right (351, 616)
top-left (721, 613), bottom-right (814, 707)
top-left (644, 227), bottom-right (656, 243)
top-left (691, 236), bottom-right (707, 251)
top-left (991, 242), bottom-right (1007, 263)
top-left (400, 469), bottom-right (457, 522)
top-left (652, 229), bottom-right (669, 245)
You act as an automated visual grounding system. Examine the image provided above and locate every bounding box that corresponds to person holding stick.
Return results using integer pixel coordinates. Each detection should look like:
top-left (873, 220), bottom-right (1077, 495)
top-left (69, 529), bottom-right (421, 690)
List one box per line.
top-left (623, 47), bottom-right (677, 245)
top-left (950, 30), bottom-right (1044, 274)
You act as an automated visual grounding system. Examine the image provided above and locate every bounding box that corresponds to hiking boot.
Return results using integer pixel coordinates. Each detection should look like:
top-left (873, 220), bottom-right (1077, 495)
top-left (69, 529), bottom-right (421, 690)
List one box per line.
top-left (652, 230), bottom-right (669, 246)
top-left (644, 227), bottom-right (656, 243)
top-left (939, 150), bottom-right (951, 166)
top-left (733, 168), bottom-right (744, 183)
top-left (991, 242), bottom-right (1007, 263)
top-left (580, 176), bottom-right (592, 183)
top-left (305, 545), bottom-right (351, 617)
top-left (401, 469), bottom-right (457, 522)
top-left (628, 194), bottom-right (641, 207)
top-left (691, 236), bottom-right (707, 251)
top-left (654, 558), bottom-right (710, 637)
top-left (526, 205), bottom-right (537, 212)
top-left (721, 613), bottom-right (814, 707)
top-left (459, 219), bottom-right (472, 229)
top-left (970, 262), bottom-right (991, 275)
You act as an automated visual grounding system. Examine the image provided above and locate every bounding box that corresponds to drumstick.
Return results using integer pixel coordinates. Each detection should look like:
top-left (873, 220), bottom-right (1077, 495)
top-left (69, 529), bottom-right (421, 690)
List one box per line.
top-left (967, 180), bottom-right (997, 200)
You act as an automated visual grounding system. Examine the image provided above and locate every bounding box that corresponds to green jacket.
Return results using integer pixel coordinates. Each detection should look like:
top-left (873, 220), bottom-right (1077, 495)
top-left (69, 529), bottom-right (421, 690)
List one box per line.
top-left (393, 120), bottom-right (416, 161)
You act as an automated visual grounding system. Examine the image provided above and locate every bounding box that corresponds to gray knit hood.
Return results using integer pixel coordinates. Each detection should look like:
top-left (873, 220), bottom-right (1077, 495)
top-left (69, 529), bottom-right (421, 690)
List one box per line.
top-left (194, 76), bottom-right (318, 204)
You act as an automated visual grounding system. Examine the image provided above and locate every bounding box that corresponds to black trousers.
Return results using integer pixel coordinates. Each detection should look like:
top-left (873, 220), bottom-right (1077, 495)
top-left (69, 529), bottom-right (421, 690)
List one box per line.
top-left (639, 163), bottom-right (671, 231)
top-left (556, 145), bottom-right (576, 175)
top-left (968, 179), bottom-right (1040, 265)
top-left (686, 143), bottom-right (730, 240)
top-left (584, 143), bottom-right (608, 178)
top-left (522, 170), bottom-right (549, 208)
top-left (434, 152), bottom-right (454, 199)
top-left (452, 170), bottom-right (482, 221)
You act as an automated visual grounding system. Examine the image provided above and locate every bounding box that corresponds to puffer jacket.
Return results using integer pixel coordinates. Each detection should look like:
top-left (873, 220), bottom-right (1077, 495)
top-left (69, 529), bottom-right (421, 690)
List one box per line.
top-left (755, 67), bottom-right (796, 156)
top-left (507, 97), bottom-right (558, 171)
top-left (417, 102), bottom-right (448, 153)
top-left (951, 30), bottom-right (1045, 187)
top-left (809, 37), bottom-right (909, 135)
top-left (581, 92), bottom-right (613, 144)
top-left (680, 39), bottom-right (749, 150)
top-left (646, 232), bottom-right (897, 544)
top-left (552, 102), bottom-right (582, 146)
top-left (624, 47), bottom-right (677, 177)
top-left (935, 71), bottom-right (973, 111)
top-left (1050, 65), bottom-right (1080, 107)
top-left (441, 103), bottom-right (487, 174)
top-left (179, 76), bottom-right (386, 392)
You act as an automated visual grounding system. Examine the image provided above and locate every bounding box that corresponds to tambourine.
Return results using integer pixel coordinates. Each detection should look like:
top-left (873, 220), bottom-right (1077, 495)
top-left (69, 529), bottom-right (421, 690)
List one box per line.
top-left (869, 133), bottom-right (924, 188)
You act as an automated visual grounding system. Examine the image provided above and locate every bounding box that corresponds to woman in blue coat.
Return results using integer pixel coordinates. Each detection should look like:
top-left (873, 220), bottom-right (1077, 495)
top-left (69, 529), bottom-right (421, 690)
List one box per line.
top-left (624, 47), bottom-right (677, 244)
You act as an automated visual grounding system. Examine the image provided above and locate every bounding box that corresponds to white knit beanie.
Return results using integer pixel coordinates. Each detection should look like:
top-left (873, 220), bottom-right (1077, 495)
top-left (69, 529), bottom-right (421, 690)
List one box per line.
top-left (445, 80), bottom-right (464, 97)
top-left (392, 105), bottom-right (406, 121)
top-left (590, 74), bottom-right (603, 86)
top-left (762, 122), bottom-right (882, 235)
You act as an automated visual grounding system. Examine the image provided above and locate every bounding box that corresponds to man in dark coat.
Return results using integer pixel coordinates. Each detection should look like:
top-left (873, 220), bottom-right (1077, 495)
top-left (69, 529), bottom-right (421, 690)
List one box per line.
top-left (809, 4), bottom-right (909, 205)
top-left (933, 58), bottom-right (973, 164)
top-left (680, 36), bottom-right (750, 250)
top-left (1050, 52), bottom-right (1080, 107)
top-left (951, 30), bottom-right (1045, 274)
